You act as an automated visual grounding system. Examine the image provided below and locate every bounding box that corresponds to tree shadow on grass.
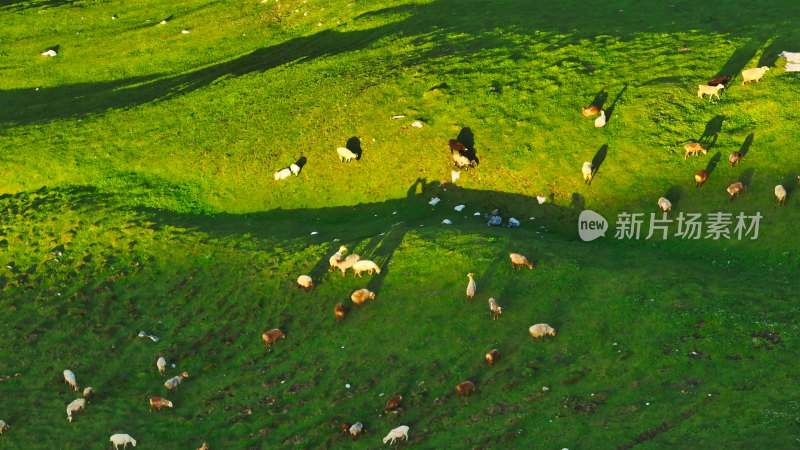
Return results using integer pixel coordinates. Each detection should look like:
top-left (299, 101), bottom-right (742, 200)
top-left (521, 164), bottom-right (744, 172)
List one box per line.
top-left (739, 168), bottom-right (754, 186)
top-left (714, 38), bottom-right (763, 80)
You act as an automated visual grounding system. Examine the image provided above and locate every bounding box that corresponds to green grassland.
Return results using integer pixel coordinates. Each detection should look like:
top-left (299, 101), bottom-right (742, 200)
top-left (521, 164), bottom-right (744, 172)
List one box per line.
top-left (1, 0), bottom-right (800, 448)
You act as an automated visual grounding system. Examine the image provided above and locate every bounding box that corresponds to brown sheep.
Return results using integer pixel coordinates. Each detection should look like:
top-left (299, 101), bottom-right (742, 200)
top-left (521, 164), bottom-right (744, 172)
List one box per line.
top-left (708, 75), bottom-right (731, 87)
top-left (262, 329), bottom-right (286, 347)
top-left (582, 105), bottom-right (600, 117)
top-left (695, 170), bottom-right (708, 187)
top-left (455, 381), bottom-right (476, 396)
top-left (448, 139), bottom-right (467, 154)
top-left (149, 396), bottom-right (174, 412)
top-left (197, 443), bottom-right (209, 450)
top-left (729, 152), bottom-right (744, 167)
top-left (509, 253), bottom-right (532, 270)
top-left (485, 349), bottom-right (501, 367)
top-left (684, 142), bottom-right (707, 160)
top-left (350, 288), bottom-right (375, 305)
top-left (334, 303), bottom-right (346, 322)
top-left (727, 182), bottom-right (746, 201)
top-left (341, 423), bottom-right (352, 435)
top-left (384, 394), bottom-right (402, 414)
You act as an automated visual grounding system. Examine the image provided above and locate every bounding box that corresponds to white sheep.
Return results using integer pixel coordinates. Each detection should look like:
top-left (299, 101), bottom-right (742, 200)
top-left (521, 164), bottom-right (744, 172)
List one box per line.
top-left (297, 274), bottom-right (313, 290)
top-left (594, 109), bottom-right (606, 128)
top-left (349, 422), bottom-right (364, 438)
top-left (274, 168), bottom-right (291, 180)
top-left (66, 398), bottom-right (86, 422)
top-left (157, 356), bottom-right (167, 375)
top-left (329, 245), bottom-right (348, 271)
top-left (63, 369), bottom-right (79, 391)
top-left (466, 273), bottom-right (476, 302)
top-left (529, 323), bottom-right (556, 339)
top-left (775, 185), bottom-right (787, 206)
top-left (697, 84), bottom-right (724, 101)
top-left (334, 254), bottom-right (360, 277)
top-left (110, 433), bottom-right (137, 449)
top-left (83, 386), bottom-right (93, 399)
top-left (382, 425), bottom-right (409, 445)
top-left (741, 66), bottom-right (769, 85)
top-left (164, 371), bottom-right (189, 391)
top-left (452, 152), bottom-right (473, 170)
top-left (582, 161), bottom-right (593, 184)
top-left (658, 197), bottom-right (672, 213)
top-left (337, 147), bottom-right (357, 162)
top-left (290, 163), bottom-right (300, 176)
top-left (0, 420), bottom-right (9, 434)
top-left (352, 260), bottom-right (381, 277)
top-left (488, 298), bottom-right (502, 319)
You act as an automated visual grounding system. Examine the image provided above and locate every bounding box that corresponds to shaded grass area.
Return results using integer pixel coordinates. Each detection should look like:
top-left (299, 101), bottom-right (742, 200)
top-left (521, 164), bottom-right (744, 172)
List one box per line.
top-left (1, 187), bottom-right (799, 448)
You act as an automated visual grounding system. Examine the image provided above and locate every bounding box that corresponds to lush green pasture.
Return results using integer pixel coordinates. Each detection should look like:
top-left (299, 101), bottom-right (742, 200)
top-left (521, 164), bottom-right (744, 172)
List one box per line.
top-left (1, 0), bottom-right (800, 448)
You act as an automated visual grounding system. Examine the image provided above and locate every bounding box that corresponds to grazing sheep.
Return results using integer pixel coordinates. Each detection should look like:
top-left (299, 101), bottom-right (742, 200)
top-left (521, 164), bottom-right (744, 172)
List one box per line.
top-left (290, 163), bottom-right (300, 176)
top-left (334, 303), bottom-right (346, 321)
top-left (149, 396), bottom-right (174, 412)
top-left (382, 425), bottom-right (409, 445)
top-left (594, 109), bottom-right (606, 128)
top-left (296, 275), bottom-right (313, 290)
top-left (351, 288), bottom-right (375, 305)
top-left (695, 170), bottom-right (708, 187)
top-left (337, 147), bottom-right (357, 162)
top-left (349, 422), bottom-right (365, 439)
top-left (157, 356), bottom-right (167, 375)
top-left (582, 105), bottom-right (600, 117)
top-left (529, 323), bottom-right (556, 339)
top-left (727, 182), bottom-right (746, 200)
top-left (384, 394), bottom-right (402, 414)
top-left (582, 161), bottom-right (594, 184)
top-left (775, 185), bottom-right (787, 206)
top-left (109, 433), bottom-right (137, 449)
top-left (697, 83), bottom-right (725, 101)
top-left (684, 143), bottom-right (707, 160)
top-left (66, 398), bottom-right (86, 422)
top-left (329, 245), bottom-right (348, 271)
top-left (510, 253), bottom-right (533, 270)
top-left (452, 152), bottom-right (474, 170)
top-left (274, 168), bottom-right (291, 180)
top-left (334, 254), bottom-right (361, 277)
top-left (455, 380), bottom-right (476, 396)
top-left (63, 369), bottom-right (79, 391)
top-left (448, 139), bottom-right (467, 154)
top-left (798, 174), bottom-right (800, 186)
top-left (164, 372), bottom-right (189, 391)
top-left (485, 349), bottom-right (501, 367)
top-left (197, 443), bottom-right (209, 450)
top-left (0, 420), bottom-right (7, 434)
top-left (341, 423), bottom-right (352, 435)
top-left (658, 197), bottom-right (672, 213)
top-left (262, 329), bottom-right (286, 347)
top-left (741, 66), bottom-right (769, 85)
top-left (83, 387), bottom-right (93, 400)
top-left (729, 152), bottom-right (744, 167)
top-left (466, 273), bottom-right (476, 303)
top-left (352, 260), bottom-right (380, 277)
top-left (488, 298), bottom-right (502, 320)
top-left (708, 75), bottom-right (731, 87)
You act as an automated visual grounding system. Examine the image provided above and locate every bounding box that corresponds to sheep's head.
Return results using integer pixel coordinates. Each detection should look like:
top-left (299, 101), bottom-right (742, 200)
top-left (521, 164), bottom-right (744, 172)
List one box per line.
top-left (368, 291), bottom-right (375, 299)
top-left (166, 400), bottom-right (174, 408)
top-left (339, 245), bottom-right (347, 252)
top-left (761, 66), bottom-right (770, 71)
top-left (180, 371), bottom-right (189, 377)
top-left (715, 84), bottom-right (725, 89)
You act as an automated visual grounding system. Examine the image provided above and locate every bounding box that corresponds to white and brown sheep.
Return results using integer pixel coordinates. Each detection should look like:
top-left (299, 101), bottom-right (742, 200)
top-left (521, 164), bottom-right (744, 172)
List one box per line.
top-left (708, 75), bottom-right (731, 87)
top-left (529, 323), bottom-right (556, 339)
top-left (658, 197), bottom-right (672, 213)
top-left (384, 394), bottom-right (402, 414)
top-left (741, 66), bottom-right (769, 85)
top-left (334, 254), bottom-right (360, 277)
top-left (382, 425), bottom-right (409, 445)
top-left (452, 152), bottom-right (474, 170)
top-left (83, 387), bottom-right (93, 400)
top-left (582, 161), bottom-right (594, 184)
top-left (63, 370), bottom-right (79, 391)
top-left (695, 170), bottom-right (708, 187)
top-left (684, 143), bottom-right (707, 160)
top-left (351, 288), bottom-right (375, 305)
top-left (110, 433), bottom-right (137, 449)
top-left (296, 275), bottom-right (313, 290)
top-left (262, 329), bottom-right (286, 347)
top-left (66, 398), bottom-right (86, 422)
top-left (329, 245), bottom-right (348, 271)
top-left (164, 372), bottom-right (189, 391)
top-left (582, 105), bottom-right (600, 117)
top-left (729, 152), bottom-right (744, 167)
top-left (349, 422), bottom-right (365, 439)
top-left (149, 396), bottom-right (174, 412)
top-left (488, 298), bottom-right (502, 320)
top-left (485, 349), bottom-right (501, 367)
top-left (448, 139), bottom-right (467, 154)
top-left (697, 83), bottom-right (724, 101)
top-left (337, 147), bottom-right (357, 162)
top-left (775, 185), bottom-right (787, 206)
top-left (0, 420), bottom-right (7, 434)
top-left (455, 380), bottom-right (476, 396)
top-left (352, 260), bottom-right (380, 277)
top-left (334, 303), bottom-right (346, 322)
top-left (727, 182), bottom-right (746, 200)
top-left (509, 253), bottom-right (532, 270)
top-left (466, 273), bottom-right (476, 303)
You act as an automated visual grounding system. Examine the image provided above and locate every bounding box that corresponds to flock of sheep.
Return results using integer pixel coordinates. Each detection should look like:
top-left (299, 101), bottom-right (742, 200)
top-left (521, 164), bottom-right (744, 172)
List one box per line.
top-left (583, 62), bottom-right (797, 212)
top-left (265, 247), bottom-right (554, 445)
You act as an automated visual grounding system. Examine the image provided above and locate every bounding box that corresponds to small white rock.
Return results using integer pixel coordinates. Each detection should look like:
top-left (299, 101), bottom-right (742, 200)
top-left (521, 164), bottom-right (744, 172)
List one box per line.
top-left (181, 29), bottom-right (189, 34)
top-left (542, 386), bottom-right (550, 391)
top-left (442, 219), bottom-right (452, 225)
top-left (451, 171), bottom-right (460, 183)
top-left (428, 197), bottom-right (440, 206)
top-left (646, 402), bottom-right (650, 406)
top-left (537, 196), bottom-right (546, 204)
top-left (391, 115), bottom-right (405, 119)
top-left (454, 205), bottom-right (465, 212)
top-left (474, 212), bottom-right (481, 216)
top-left (345, 383), bottom-right (351, 389)
top-left (310, 231), bottom-right (318, 235)
top-left (411, 120), bottom-right (424, 128)
top-left (159, 20), bottom-right (167, 25)
top-left (41, 49), bottom-right (57, 57)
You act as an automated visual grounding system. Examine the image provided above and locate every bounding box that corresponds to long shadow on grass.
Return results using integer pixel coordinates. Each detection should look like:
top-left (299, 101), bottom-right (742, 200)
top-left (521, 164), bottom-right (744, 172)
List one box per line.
top-left (3, 0), bottom-right (797, 126)
top-left (739, 133), bottom-right (754, 157)
top-left (699, 115), bottom-right (725, 149)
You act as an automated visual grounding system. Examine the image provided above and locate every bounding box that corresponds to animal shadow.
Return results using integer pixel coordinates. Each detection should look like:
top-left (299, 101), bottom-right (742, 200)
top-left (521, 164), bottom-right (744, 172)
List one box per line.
top-left (346, 137), bottom-right (363, 161)
top-left (699, 115), bottom-right (725, 148)
top-left (589, 89), bottom-right (608, 109)
top-left (570, 193), bottom-right (585, 210)
top-left (294, 156), bottom-right (307, 173)
top-left (739, 168), bottom-right (754, 186)
top-left (588, 144), bottom-right (608, 184)
top-left (603, 85), bottom-right (627, 125)
top-left (664, 185), bottom-right (687, 209)
top-left (705, 152), bottom-right (721, 177)
top-left (456, 127), bottom-right (479, 166)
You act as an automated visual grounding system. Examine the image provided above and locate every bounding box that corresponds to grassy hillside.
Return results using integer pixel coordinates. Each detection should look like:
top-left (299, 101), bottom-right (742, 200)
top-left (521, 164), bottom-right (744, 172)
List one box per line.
top-left (1, 0), bottom-right (800, 448)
